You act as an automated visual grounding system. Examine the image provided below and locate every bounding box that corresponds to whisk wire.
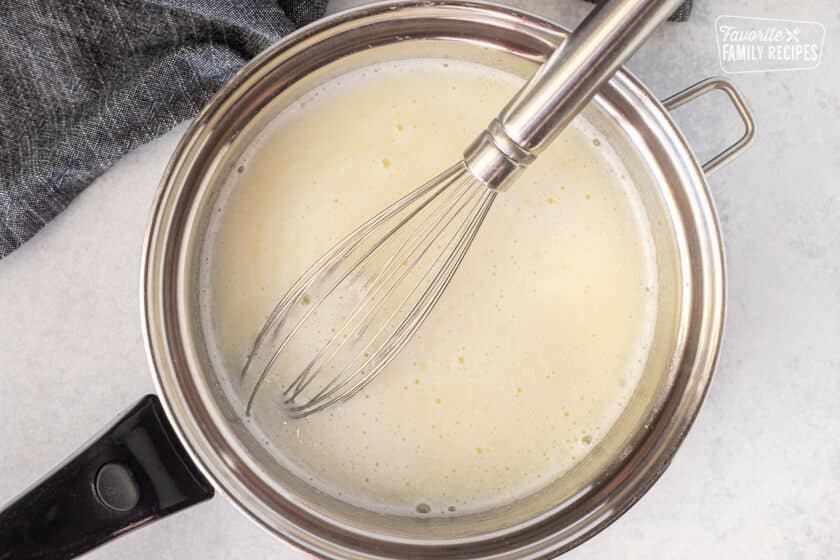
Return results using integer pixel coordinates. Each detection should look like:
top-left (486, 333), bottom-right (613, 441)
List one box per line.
top-left (242, 164), bottom-right (473, 414)
top-left (283, 176), bottom-right (477, 404)
top-left (286, 187), bottom-right (497, 416)
top-left (285, 182), bottom-right (493, 414)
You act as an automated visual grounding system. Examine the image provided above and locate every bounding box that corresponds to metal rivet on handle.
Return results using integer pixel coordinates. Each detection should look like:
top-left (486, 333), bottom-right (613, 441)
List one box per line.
top-left (95, 463), bottom-right (140, 512)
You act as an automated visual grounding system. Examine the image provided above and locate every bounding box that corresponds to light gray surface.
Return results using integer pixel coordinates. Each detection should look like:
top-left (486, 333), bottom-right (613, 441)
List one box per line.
top-left (1, 1), bottom-right (838, 558)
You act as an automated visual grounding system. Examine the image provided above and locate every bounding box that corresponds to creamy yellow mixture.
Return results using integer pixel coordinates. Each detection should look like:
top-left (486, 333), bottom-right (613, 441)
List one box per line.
top-left (203, 59), bottom-right (657, 517)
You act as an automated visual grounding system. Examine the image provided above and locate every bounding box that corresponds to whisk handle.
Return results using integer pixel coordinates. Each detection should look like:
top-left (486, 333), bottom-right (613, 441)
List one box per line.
top-left (501, 0), bottom-right (682, 151)
top-left (464, 0), bottom-right (682, 190)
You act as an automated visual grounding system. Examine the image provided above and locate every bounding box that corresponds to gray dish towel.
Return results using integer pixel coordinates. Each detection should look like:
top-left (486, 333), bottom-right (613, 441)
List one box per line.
top-left (0, 0), bottom-right (689, 260)
top-left (0, 0), bottom-right (327, 259)
top-left (588, 0), bottom-right (692, 21)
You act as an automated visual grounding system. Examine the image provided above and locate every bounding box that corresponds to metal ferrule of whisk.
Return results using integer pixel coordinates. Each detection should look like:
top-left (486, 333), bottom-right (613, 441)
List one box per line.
top-left (240, 0), bottom-right (683, 418)
top-left (464, 0), bottom-right (683, 192)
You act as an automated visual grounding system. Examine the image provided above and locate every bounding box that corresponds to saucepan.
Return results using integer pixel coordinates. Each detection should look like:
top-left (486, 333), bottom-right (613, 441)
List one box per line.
top-left (0, 1), bottom-right (755, 558)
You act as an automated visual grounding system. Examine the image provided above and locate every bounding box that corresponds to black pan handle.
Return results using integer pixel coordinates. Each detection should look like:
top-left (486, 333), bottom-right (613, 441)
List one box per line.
top-left (0, 395), bottom-right (214, 559)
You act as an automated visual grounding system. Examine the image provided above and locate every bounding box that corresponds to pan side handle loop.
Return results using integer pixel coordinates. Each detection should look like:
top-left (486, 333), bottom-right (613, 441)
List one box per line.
top-left (662, 77), bottom-right (756, 175)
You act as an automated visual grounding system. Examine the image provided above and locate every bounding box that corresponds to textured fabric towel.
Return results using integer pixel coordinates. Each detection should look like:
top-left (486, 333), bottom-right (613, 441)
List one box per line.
top-left (0, 0), bottom-right (690, 259)
top-left (0, 0), bottom-right (327, 259)
top-left (588, 0), bottom-right (693, 21)
top-left (665, 0), bottom-right (692, 21)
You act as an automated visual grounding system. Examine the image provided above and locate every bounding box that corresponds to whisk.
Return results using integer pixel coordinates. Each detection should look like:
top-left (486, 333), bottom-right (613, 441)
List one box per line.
top-left (241, 0), bottom-right (682, 417)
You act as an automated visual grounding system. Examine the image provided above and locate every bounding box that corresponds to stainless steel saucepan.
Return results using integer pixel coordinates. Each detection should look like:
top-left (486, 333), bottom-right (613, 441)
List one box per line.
top-left (0, 2), bottom-right (754, 558)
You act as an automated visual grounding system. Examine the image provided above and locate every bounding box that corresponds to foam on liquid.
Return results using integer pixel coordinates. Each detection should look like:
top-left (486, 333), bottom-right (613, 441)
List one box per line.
top-left (202, 59), bottom-right (658, 517)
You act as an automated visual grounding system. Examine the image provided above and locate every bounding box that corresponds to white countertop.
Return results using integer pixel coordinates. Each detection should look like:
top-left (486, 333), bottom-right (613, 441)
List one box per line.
top-left (1, 1), bottom-right (838, 558)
